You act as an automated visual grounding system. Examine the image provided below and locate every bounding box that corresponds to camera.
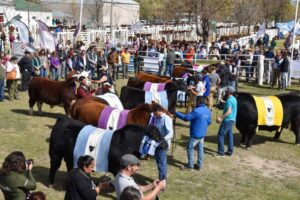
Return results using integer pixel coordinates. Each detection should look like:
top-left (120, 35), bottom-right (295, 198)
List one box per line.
top-left (25, 159), bottom-right (34, 165)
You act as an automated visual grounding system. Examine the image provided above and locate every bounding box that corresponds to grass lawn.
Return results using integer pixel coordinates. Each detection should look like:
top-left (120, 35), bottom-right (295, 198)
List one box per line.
top-left (0, 77), bottom-right (300, 200)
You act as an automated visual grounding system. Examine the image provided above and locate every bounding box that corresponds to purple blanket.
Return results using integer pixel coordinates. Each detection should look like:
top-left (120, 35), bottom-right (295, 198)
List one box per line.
top-left (143, 82), bottom-right (166, 91)
top-left (117, 110), bottom-right (130, 129)
top-left (98, 106), bottom-right (116, 129)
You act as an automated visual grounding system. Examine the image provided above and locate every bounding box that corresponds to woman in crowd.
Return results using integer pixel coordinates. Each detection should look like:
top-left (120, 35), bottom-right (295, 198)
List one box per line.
top-left (49, 51), bottom-right (61, 80)
top-left (0, 151), bottom-right (36, 200)
top-left (64, 155), bottom-right (109, 200)
top-left (97, 50), bottom-right (106, 78)
top-left (32, 52), bottom-right (42, 76)
top-left (6, 56), bottom-right (21, 100)
top-left (39, 49), bottom-right (49, 78)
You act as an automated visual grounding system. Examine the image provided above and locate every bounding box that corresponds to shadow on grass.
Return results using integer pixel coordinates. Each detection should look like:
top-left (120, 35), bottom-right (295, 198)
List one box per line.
top-left (11, 109), bottom-right (65, 119)
top-left (33, 166), bottom-right (67, 191)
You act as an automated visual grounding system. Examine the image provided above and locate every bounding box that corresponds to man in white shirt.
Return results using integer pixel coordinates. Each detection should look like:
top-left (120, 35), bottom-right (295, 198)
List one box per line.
top-left (114, 154), bottom-right (166, 200)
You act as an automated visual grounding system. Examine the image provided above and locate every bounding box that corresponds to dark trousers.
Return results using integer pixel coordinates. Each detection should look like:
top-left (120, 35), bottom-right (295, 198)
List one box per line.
top-left (21, 71), bottom-right (32, 91)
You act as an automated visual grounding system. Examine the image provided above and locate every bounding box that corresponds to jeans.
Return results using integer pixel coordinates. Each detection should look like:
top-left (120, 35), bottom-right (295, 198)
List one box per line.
top-left (60, 62), bottom-right (66, 78)
top-left (155, 149), bottom-right (168, 180)
top-left (21, 71), bottom-right (32, 90)
top-left (158, 61), bottom-right (164, 76)
top-left (229, 80), bottom-right (236, 90)
top-left (89, 67), bottom-right (96, 79)
top-left (0, 80), bottom-right (5, 101)
top-left (50, 68), bottom-right (59, 80)
top-left (217, 120), bottom-right (235, 155)
top-left (164, 64), bottom-right (173, 77)
top-left (245, 64), bottom-right (252, 82)
top-left (187, 137), bottom-right (204, 168)
top-left (40, 68), bottom-right (48, 78)
top-left (280, 72), bottom-right (288, 89)
top-left (122, 63), bottom-right (128, 78)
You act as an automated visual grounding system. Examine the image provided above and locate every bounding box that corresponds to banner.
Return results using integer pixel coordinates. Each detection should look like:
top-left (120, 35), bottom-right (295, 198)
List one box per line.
top-left (36, 20), bottom-right (56, 52)
top-left (12, 42), bottom-right (34, 56)
top-left (276, 20), bottom-right (300, 35)
top-left (255, 21), bottom-right (266, 42)
top-left (11, 19), bottom-right (29, 44)
top-left (290, 60), bottom-right (300, 78)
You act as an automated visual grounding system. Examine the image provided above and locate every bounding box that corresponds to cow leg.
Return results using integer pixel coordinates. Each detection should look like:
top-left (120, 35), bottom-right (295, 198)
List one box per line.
top-left (291, 118), bottom-right (300, 145)
top-left (240, 132), bottom-right (247, 145)
top-left (63, 102), bottom-right (70, 117)
top-left (37, 101), bottom-right (43, 113)
top-left (246, 128), bottom-right (256, 149)
top-left (49, 153), bottom-right (63, 186)
top-left (273, 127), bottom-right (283, 141)
top-left (29, 98), bottom-right (36, 116)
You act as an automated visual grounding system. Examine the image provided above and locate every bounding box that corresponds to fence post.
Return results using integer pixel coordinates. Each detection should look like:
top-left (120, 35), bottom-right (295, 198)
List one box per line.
top-left (258, 55), bottom-right (265, 85)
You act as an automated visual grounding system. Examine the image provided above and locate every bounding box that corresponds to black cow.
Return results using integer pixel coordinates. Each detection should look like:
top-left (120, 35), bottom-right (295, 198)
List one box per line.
top-left (120, 86), bottom-right (178, 114)
top-left (49, 117), bottom-right (167, 185)
top-left (236, 93), bottom-right (300, 148)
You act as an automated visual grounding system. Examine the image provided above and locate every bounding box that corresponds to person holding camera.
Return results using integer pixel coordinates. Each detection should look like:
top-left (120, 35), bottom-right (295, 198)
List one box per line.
top-left (114, 154), bottom-right (166, 200)
top-left (64, 155), bottom-right (110, 200)
top-left (0, 151), bottom-right (36, 200)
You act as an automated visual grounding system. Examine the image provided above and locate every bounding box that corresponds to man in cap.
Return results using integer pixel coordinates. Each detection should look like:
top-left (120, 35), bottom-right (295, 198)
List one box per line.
top-left (216, 86), bottom-right (237, 157)
top-left (18, 50), bottom-right (32, 91)
top-left (114, 154), bottom-right (166, 200)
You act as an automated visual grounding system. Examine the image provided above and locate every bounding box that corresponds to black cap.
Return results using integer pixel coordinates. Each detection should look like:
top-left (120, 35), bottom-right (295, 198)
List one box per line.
top-left (10, 56), bottom-right (18, 61)
top-left (120, 154), bottom-right (140, 166)
top-left (24, 50), bottom-right (31, 54)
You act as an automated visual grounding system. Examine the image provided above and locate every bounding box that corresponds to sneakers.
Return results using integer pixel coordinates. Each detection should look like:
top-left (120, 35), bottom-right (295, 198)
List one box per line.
top-left (225, 152), bottom-right (233, 157)
top-left (180, 165), bottom-right (194, 171)
top-left (194, 165), bottom-right (202, 171)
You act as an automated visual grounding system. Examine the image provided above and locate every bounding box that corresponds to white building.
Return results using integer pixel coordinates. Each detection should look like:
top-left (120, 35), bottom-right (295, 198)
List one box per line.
top-left (40, 0), bottom-right (139, 28)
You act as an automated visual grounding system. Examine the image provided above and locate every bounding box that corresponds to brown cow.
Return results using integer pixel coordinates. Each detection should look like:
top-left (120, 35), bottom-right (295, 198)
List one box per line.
top-left (172, 66), bottom-right (195, 78)
top-left (136, 71), bottom-right (172, 83)
top-left (28, 77), bottom-right (77, 116)
top-left (70, 97), bottom-right (172, 127)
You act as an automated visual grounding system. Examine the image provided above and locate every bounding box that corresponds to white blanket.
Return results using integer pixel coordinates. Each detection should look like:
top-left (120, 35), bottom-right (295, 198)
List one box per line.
top-left (106, 109), bottom-right (122, 130)
top-left (95, 93), bottom-right (124, 110)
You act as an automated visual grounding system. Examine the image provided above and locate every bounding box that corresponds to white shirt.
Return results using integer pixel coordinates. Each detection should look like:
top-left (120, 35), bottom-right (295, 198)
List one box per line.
top-left (114, 172), bottom-right (142, 200)
top-left (6, 61), bottom-right (21, 79)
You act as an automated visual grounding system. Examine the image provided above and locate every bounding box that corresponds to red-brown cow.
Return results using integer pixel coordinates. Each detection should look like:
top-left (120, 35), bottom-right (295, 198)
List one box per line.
top-left (28, 77), bottom-right (77, 116)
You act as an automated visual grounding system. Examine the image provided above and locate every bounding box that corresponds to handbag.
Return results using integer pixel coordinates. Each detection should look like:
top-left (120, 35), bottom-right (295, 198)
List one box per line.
top-left (6, 70), bottom-right (16, 80)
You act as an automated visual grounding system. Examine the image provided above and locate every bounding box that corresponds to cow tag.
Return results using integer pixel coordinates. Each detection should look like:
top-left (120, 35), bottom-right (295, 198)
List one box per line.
top-left (267, 107), bottom-right (272, 112)
top-left (89, 146), bottom-right (95, 152)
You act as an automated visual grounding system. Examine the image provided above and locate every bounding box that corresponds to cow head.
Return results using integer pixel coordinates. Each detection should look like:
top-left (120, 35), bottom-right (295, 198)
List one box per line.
top-left (172, 78), bottom-right (188, 92)
top-left (146, 125), bottom-right (168, 150)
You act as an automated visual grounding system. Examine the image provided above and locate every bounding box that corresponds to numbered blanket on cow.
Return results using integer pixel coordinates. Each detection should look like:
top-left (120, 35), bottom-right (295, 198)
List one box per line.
top-left (144, 82), bottom-right (168, 109)
top-left (73, 125), bottom-right (114, 172)
top-left (98, 106), bottom-right (130, 130)
top-left (252, 95), bottom-right (283, 127)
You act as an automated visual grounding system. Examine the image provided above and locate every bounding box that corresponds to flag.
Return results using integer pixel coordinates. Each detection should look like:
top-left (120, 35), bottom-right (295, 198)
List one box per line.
top-left (10, 19), bottom-right (29, 44)
top-left (73, 23), bottom-right (80, 37)
top-left (36, 20), bottom-right (56, 52)
top-left (255, 21), bottom-right (266, 42)
top-left (284, 31), bottom-right (293, 48)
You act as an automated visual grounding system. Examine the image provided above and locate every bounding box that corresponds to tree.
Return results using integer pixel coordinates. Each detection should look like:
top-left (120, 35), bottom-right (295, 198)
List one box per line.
top-left (86, 0), bottom-right (104, 28)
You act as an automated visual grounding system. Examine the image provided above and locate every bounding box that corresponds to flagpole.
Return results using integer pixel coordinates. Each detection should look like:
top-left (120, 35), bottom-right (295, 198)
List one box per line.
top-left (79, 0), bottom-right (84, 35)
top-left (290, 0), bottom-right (299, 86)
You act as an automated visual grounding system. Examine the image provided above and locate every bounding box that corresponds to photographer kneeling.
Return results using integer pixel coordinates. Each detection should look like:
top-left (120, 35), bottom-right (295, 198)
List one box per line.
top-left (0, 151), bottom-right (36, 200)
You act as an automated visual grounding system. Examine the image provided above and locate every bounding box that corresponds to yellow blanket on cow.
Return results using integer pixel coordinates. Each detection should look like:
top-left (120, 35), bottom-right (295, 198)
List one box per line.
top-left (252, 95), bottom-right (283, 127)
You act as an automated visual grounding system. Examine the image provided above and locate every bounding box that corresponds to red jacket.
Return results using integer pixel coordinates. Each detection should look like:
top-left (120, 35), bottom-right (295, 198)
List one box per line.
top-left (76, 86), bottom-right (93, 99)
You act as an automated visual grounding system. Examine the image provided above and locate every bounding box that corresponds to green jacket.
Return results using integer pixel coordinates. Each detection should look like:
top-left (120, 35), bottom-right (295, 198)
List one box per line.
top-left (0, 171), bottom-right (36, 200)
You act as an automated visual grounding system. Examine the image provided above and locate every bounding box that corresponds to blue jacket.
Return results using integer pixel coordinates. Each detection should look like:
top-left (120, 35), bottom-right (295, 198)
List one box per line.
top-left (202, 75), bottom-right (210, 97)
top-left (175, 104), bottom-right (211, 139)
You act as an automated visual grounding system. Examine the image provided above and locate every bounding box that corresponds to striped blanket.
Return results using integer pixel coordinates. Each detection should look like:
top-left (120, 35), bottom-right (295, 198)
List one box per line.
top-left (98, 106), bottom-right (130, 130)
top-left (143, 82), bottom-right (168, 109)
top-left (95, 93), bottom-right (124, 110)
top-left (73, 125), bottom-right (114, 172)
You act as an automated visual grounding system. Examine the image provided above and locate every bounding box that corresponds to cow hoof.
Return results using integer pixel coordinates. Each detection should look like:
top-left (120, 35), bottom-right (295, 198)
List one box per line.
top-left (29, 111), bottom-right (33, 116)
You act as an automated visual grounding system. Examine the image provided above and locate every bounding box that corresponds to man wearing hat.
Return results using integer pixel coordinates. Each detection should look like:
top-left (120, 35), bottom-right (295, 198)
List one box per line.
top-left (18, 51), bottom-right (32, 91)
top-left (216, 86), bottom-right (237, 157)
top-left (114, 154), bottom-right (166, 200)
